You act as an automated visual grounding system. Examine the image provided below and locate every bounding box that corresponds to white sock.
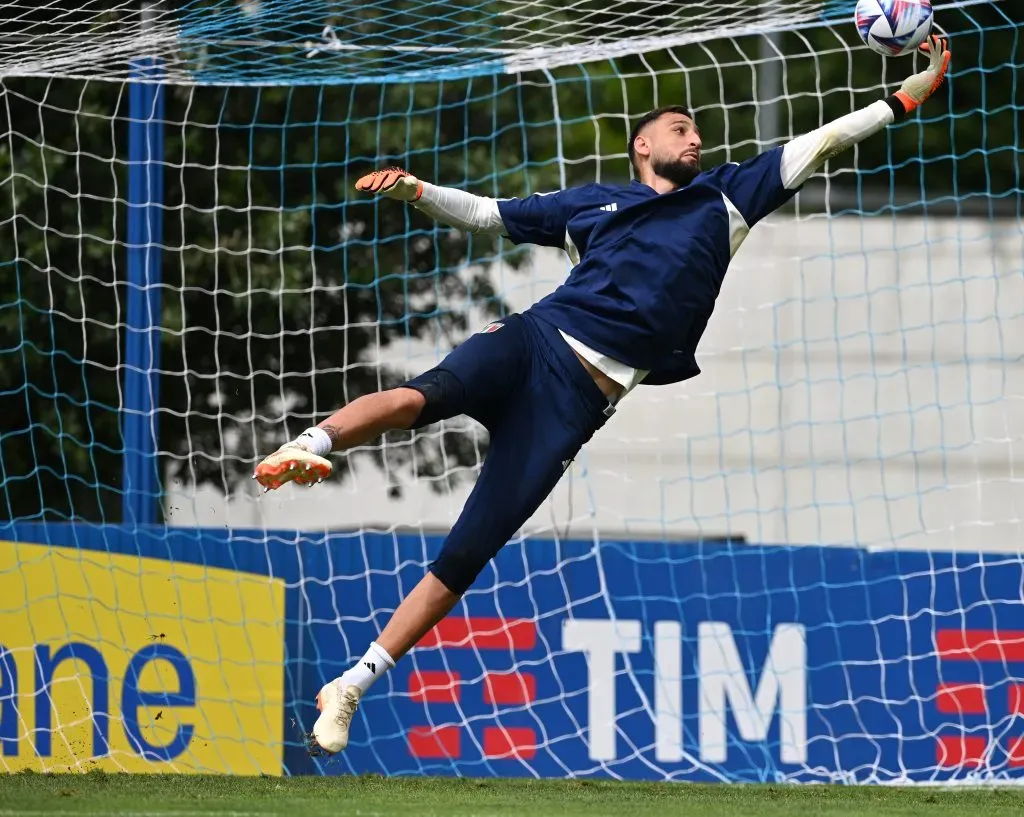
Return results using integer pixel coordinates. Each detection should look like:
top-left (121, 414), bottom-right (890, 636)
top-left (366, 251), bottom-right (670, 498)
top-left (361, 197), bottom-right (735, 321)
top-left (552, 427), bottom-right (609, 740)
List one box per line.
top-left (294, 426), bottom-right (332, 457)
top-left (338, 641), bottom-right (396, 694)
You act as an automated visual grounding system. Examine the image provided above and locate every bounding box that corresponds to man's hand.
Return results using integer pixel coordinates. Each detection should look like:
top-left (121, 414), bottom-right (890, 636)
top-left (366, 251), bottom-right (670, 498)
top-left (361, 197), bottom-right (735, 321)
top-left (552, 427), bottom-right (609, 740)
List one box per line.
top-left (354, 167), bottom-right (423, 202)
top-left (893, 35), bottom-right (951, 116)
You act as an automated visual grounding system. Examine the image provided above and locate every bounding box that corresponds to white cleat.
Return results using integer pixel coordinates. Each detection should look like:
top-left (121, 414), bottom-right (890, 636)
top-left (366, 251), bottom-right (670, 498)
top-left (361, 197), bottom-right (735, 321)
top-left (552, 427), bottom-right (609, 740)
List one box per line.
top-left (253, 443), bottom-right (332, 491)
top-left (311, 680), bottom-right (362, 754)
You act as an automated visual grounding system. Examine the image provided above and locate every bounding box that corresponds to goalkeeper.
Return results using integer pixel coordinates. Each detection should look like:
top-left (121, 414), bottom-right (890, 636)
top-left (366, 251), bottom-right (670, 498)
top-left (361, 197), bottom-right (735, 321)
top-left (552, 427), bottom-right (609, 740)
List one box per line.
top-left (254, 37), bottom-right (950, 755)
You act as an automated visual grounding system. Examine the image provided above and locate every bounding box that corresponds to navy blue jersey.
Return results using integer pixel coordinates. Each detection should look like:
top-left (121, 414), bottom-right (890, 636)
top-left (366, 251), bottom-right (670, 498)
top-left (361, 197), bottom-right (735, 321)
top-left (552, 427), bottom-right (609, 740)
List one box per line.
top-left (497, 147), bottom-right (798, 385)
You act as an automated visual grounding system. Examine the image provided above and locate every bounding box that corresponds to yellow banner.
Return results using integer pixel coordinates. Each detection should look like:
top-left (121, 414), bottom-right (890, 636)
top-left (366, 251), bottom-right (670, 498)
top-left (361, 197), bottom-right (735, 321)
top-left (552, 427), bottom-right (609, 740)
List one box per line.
top-left (0, 541), bottom-right (284, 774)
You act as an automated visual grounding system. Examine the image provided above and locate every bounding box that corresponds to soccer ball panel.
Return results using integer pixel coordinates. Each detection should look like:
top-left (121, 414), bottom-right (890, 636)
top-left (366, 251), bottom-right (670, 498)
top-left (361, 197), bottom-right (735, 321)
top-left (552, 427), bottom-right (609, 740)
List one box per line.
top-left (854, 0), bottom-right (934, 57)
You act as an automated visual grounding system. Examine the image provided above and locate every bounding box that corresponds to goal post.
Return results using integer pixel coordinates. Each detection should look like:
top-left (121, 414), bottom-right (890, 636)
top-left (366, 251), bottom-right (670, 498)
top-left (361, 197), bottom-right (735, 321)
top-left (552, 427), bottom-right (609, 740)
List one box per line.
top-left (122, 6), bottom-right (165, 525)
top-left (0, 0), bottom-right (1022, 782)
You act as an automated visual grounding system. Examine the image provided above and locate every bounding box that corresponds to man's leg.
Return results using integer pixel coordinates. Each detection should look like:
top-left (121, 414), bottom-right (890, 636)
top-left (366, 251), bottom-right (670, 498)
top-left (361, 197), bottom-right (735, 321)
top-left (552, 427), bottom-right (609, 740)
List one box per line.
top-left (374, 573), bottom-right (459, 660)
top-left (257, 316), bottom-right (532, 492)
top-left (296, 315), bottom-right (539, 752)
top-left (311, 370), bottom-right (606, 753)
top-left (316, 389), bottom-right (426, 449)
top-left (253, 388), bottom-right (427, 489)
top-left (375, 424), bottom-right (581, 660)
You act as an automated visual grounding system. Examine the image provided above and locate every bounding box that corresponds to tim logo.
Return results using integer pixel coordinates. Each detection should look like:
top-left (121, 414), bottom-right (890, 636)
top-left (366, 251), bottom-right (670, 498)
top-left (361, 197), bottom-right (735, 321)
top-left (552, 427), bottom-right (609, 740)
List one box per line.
top-left (407, 618), bottom-right (538, 760)
top-left (479, 322), bottom-right (504, 334)
top-left (934, 629), bottom-right (1024, 768)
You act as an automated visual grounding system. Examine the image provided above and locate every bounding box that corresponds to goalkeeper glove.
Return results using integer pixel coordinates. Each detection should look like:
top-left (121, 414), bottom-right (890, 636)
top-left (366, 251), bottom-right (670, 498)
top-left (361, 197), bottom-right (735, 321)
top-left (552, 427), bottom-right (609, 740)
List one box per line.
top-left (887, 35), bottom-right (951, 120)
top-left (354, 166), bottom-right (423, 202)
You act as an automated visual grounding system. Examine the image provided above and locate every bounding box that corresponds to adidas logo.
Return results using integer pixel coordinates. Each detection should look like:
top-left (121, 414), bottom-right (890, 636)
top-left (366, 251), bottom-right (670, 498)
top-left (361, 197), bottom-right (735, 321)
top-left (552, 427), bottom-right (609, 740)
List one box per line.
top-left (364, 661), bottom-right (376, 674)
top-left (599, 203), bottom-right (618, 212)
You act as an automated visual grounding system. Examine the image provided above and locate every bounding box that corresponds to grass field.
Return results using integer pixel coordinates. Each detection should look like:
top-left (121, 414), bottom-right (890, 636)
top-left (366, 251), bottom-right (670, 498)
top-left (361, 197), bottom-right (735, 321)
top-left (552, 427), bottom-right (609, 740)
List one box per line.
top-left (2, 773), bottom-right (1024, 816)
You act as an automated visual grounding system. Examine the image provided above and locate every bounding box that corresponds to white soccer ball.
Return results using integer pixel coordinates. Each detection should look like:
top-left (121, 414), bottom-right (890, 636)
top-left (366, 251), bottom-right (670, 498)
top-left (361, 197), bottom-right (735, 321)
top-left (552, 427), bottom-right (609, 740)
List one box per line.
top-left (855, 0), bottom-right (933, 57)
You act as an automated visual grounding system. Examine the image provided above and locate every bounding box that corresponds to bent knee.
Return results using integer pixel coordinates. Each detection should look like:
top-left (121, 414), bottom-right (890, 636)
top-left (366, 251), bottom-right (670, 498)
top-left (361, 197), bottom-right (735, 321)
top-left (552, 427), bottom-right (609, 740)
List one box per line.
top-left (429, 544), bottom-right (496, 596)
top-left (400, 368), bottom-right (467, 429)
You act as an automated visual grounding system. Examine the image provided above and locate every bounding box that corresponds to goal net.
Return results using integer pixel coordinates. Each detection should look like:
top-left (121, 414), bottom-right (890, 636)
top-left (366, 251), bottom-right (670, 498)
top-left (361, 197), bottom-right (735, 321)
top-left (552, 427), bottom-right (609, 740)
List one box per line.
top-left (1, 0), bottom-right (1022, 782)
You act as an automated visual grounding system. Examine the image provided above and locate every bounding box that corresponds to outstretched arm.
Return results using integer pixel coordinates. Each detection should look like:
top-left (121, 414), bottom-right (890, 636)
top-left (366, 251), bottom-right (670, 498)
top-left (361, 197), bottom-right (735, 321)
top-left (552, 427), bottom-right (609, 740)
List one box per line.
top-left (353, 167), bottom-right (506, 234)
top-left (781, 35), bottom-right (951, 189)
top-left (354, 167), bottom-right (578, 248)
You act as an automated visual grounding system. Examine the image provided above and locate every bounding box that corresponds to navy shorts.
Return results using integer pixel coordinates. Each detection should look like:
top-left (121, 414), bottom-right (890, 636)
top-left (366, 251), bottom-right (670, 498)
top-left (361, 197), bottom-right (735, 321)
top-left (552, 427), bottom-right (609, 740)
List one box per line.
top-left (402, 311), bottom-right (615, 595)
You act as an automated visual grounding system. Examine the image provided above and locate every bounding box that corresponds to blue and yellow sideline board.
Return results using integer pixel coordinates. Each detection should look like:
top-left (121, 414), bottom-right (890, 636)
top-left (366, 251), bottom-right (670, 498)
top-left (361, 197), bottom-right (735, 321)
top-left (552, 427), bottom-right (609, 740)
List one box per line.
top-left (4, 524), bottom-right (1024, 783)
top-left (0, 540), bottom-right (284, 774)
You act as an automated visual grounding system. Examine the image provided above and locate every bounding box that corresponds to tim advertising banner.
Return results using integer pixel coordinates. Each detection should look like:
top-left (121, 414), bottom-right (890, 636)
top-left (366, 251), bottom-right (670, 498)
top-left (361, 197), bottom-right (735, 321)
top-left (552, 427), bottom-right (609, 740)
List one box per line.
top-left (1, 523), bottom-right (1023, 782)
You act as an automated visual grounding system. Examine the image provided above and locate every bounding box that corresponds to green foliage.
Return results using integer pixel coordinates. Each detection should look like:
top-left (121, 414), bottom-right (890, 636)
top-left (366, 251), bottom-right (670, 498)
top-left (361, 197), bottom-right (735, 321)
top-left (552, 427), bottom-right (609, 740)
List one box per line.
top-left (0, 76), bottom-right (531, 521)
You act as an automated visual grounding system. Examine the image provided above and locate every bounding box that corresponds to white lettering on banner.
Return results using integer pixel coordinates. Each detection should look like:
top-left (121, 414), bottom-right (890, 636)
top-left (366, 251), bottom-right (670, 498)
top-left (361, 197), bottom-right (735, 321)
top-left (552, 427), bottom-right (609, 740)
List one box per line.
top-left (562, 619), bottom-right (807, 763)
top-left (562, 619), bottom-right (641, 761)
top-left (699, 622), bottom-right (807, 764)
top-left (654, 620), bottom-right (683, 762)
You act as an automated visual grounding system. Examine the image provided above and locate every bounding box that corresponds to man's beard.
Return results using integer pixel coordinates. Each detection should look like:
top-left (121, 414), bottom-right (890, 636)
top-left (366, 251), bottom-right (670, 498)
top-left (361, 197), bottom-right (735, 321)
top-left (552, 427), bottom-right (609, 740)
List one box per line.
top-left (651, 155), bottom-right (700, 187)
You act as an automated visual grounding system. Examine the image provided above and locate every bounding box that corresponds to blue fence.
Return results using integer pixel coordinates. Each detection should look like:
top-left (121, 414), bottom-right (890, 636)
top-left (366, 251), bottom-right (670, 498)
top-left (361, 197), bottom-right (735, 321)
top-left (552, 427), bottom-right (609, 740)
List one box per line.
top-left (2, 522), bottom-right (1023, 782)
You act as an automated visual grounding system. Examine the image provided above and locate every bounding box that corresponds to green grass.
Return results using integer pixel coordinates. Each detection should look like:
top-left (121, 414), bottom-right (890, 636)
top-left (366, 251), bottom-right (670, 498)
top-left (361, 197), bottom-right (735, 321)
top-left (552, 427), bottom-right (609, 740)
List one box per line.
top-left (1, 772), bottom-right (1023, 816)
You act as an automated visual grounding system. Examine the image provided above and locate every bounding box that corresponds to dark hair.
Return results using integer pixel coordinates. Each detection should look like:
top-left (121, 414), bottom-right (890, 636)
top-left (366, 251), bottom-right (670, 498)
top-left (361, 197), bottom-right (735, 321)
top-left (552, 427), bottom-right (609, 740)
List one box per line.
top-left (627, 105), bottom-right (694, 175)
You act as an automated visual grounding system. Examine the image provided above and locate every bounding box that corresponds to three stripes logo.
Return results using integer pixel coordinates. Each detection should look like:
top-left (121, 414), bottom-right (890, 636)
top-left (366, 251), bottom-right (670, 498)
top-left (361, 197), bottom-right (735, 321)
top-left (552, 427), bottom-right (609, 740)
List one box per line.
top-left (406, 617), bottom-right (538, 761)
top-left (934, 629), bottom-right (1024, 768)
top-left (599, 203), bottom-right (618, 213)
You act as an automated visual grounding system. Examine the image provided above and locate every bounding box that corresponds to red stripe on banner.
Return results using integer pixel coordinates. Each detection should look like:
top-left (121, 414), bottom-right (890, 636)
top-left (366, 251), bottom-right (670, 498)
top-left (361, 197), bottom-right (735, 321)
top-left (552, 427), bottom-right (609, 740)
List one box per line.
top-left (408, 726), bottom-right (461, 759)
top-left (936, 630), bottom-right (1024, 662)
top-left (936, 735), bottom-right (986, 767)
top-left (1008, 737), bottom-right (1024, 767)
top-left (484, 672), bottom-right (537, 705)
top-left (409, 671), bottom-right (460, 703)
top-left (419, 618), bottom-right (537, 650)
top-left (483, 727), bottom-right (537, 760)
top-left (1009, 685), bottom-right (1024, 715)
top-left (935, 683), bottom-right (986, 715)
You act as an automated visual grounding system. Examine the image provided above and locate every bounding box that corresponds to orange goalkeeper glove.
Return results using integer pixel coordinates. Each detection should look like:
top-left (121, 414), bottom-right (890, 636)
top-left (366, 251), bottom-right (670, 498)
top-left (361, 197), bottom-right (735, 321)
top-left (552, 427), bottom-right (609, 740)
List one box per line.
top-left (354, 167), bottom-right (424, 202)
top-left (887, 35), bottom-right (951, 120)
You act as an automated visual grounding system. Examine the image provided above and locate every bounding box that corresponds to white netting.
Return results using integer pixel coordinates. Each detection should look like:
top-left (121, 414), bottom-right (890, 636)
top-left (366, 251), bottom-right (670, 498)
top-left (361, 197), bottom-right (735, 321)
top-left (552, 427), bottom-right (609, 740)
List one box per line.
top-left (4, 0), bottom-right (867, 84)
top-left (2, 0), bottom-right (1023, 783)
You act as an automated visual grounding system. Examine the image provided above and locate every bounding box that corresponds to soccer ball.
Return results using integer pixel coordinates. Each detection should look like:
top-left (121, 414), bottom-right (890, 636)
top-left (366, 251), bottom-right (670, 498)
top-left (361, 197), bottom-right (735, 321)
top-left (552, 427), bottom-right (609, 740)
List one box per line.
top-left (855, 0), bottom-right (933, 57)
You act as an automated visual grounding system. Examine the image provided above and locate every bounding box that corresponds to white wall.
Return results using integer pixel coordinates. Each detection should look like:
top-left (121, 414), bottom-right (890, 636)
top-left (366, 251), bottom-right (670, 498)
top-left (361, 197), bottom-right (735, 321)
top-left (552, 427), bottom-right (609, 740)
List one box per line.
top-left (166, 215), bottom-right (1024, 552)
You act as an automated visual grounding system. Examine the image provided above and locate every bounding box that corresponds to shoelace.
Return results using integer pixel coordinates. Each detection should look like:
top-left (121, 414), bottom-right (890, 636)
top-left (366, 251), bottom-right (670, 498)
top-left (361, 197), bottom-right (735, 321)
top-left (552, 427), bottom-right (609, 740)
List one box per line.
top-left (335, 689), bottom-right (359, 726)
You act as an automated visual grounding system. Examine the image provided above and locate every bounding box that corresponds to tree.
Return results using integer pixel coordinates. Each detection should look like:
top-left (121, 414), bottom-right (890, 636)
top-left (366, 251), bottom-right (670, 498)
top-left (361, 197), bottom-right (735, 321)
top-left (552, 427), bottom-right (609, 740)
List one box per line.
top-left (0, 77), bottom-right (538, 522)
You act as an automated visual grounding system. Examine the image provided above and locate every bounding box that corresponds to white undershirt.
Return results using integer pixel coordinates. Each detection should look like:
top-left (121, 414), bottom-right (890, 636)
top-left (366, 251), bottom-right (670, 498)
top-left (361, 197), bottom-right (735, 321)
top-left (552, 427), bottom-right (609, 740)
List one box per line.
top-left (412, 100), bottom-right (895, 395)
top-left (558, 330), bottom-right (649, 394)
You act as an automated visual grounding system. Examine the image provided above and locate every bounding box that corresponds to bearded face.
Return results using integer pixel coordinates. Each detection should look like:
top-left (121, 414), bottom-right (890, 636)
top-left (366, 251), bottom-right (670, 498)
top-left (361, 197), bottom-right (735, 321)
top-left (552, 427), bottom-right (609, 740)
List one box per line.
top-left (650, 152), bottom-right (701, 187)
